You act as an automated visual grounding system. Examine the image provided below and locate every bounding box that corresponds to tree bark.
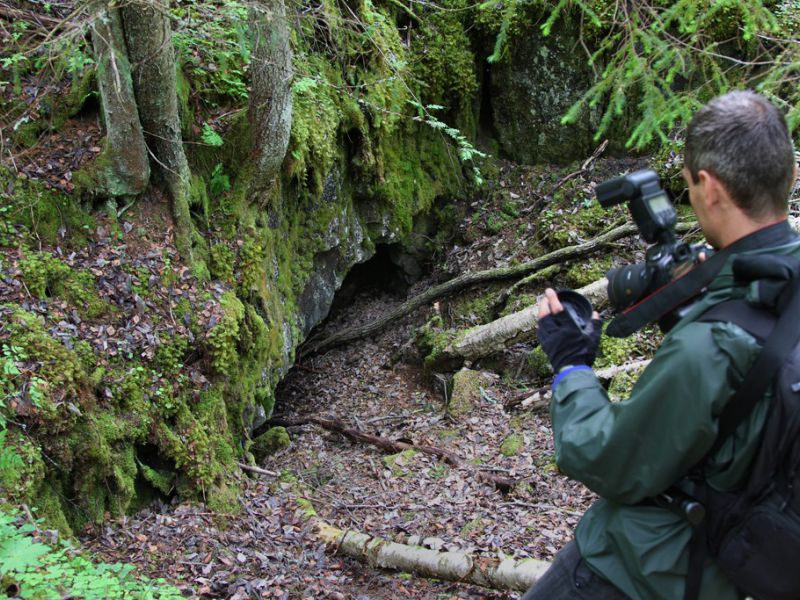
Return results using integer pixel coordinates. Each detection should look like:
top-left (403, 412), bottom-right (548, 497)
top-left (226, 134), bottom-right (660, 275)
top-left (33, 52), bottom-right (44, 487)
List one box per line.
top-left (120, 0), bottom-right (193, 260)
top-left (247, 0), bottom-right (293, 202)
top-left (88, 4), bottom-right (150, 198)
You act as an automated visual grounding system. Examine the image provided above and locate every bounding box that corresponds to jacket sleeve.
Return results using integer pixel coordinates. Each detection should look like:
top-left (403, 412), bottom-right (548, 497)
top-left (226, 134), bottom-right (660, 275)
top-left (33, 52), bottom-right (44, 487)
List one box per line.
top-left (550, 321), bottom-right (758, 504)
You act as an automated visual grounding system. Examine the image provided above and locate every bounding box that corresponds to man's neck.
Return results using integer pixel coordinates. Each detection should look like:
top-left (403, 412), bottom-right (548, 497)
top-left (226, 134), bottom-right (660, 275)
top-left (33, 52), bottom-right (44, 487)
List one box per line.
top-left (717, 215), bottom-right (789, 249)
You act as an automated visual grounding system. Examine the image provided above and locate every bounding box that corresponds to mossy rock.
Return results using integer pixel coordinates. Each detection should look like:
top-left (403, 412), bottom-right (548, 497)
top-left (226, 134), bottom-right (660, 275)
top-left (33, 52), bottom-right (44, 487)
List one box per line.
top-left (500, 433), bottom-right (524, 457)
top-left (448, 368), bottom-right (493, 418)
top-left (252, 427), bottom-right (291, 463)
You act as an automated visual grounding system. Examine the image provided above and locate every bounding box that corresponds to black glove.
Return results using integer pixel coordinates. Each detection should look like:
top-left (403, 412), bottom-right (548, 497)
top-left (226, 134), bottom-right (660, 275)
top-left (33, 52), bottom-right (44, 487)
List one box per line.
top-left (537, 311), bottom-right (602, 373)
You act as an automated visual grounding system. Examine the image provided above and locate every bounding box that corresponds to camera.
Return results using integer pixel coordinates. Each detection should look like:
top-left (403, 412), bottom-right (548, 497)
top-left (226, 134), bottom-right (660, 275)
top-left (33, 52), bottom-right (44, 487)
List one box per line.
top-left (595, 169), bottom-right (704, 311)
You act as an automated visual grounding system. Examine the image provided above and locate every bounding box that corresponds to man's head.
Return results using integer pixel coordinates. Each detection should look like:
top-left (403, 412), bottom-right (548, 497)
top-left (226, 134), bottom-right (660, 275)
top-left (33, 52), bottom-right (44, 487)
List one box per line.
top-left (684, 91), bottom-right (795, 221)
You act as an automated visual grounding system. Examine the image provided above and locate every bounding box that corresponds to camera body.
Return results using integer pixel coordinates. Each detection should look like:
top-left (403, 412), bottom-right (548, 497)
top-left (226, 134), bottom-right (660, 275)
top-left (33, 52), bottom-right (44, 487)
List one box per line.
top-left (596, 169), bottom-right (704, 311)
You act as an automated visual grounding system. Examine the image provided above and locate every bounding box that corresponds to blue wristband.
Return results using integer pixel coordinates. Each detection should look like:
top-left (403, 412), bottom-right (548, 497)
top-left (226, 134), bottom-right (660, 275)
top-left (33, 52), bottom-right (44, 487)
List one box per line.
top-left (552, 365), bottom-right (593, 389)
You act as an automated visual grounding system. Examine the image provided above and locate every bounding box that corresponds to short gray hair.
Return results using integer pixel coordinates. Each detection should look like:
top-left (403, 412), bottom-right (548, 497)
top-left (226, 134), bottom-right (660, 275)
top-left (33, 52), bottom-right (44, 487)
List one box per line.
top-left (684, 91), bottom-right (795, 218)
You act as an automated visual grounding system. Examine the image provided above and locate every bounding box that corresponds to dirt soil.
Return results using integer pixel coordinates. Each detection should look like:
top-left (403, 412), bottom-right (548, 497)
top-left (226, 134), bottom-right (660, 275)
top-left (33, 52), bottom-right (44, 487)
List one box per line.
top-left (77, 160), bottom-right (611, 599)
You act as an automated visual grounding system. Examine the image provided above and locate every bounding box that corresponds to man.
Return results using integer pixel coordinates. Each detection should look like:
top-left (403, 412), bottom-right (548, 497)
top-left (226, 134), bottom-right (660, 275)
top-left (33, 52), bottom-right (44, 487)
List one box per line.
top-left (522, 90), bottom-right (800, 600)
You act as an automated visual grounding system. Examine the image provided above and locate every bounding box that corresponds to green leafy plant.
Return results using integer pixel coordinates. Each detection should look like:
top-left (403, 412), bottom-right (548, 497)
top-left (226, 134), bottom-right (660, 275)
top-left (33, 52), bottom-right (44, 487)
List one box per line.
top-left (209, 163), bottom-right (231, 196)
top-left (0, 509), bottom-right (183, 599)
top-left (201, 123), bottom-right (224, 147)
top-left (408, 100), bottom-right (487, 185)
top-left (482, 0), bottom-right (800, 148)
top-left (172, 0), bottom-right (251, 104)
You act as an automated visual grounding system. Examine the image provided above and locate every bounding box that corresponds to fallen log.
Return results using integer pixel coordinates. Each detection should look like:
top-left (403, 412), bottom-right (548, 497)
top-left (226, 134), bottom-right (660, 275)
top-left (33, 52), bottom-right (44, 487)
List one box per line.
top-left (302, 221), bottom-right (697, 357)
top-left (259, 415), bottom-right (517, 492)
top-left (444, 277), bottom-right (609, 364)
top-left (288, 486), bottom-right (551, 592)
top-left (594, 359), bottom-right (652, 381)
top-left (503, 360), bottom-right (653, 411)
top-left (311, 518), bottom-right (550, 592)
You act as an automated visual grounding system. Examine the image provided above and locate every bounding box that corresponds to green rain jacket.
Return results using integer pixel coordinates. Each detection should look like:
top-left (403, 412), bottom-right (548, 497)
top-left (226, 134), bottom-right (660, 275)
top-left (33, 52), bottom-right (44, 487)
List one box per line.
top-left (550, 223), bottom-right (800, 600)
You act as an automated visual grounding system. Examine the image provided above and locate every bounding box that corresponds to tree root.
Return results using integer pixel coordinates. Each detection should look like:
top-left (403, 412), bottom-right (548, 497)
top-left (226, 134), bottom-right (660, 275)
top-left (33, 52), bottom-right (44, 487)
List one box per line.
top-left (258, 415), bottom-right (518, 492)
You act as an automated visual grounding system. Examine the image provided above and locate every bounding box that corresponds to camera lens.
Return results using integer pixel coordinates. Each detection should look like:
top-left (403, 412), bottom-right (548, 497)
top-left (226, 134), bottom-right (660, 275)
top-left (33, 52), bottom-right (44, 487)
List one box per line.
top-left (607, 263), bottom-right (655, 310)
top-left (556, 290), bottom-right (594, 334)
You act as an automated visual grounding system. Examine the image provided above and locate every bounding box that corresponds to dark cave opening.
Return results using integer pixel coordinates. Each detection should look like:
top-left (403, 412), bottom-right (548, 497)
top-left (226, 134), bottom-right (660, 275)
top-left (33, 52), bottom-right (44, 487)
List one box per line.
top-left (328, 243), bottom-right (421, 317)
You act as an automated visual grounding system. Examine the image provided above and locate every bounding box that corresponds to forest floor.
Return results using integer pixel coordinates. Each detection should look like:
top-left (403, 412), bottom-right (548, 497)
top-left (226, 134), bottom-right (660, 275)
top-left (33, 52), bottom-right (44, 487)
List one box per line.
top-left (76, 159), bottom-right (631, 599)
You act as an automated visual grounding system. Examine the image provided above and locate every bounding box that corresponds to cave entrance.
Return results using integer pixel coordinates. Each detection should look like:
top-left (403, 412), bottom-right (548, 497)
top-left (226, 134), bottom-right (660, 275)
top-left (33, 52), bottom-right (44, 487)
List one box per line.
top-left (328, 242), bottom-right (423, 317)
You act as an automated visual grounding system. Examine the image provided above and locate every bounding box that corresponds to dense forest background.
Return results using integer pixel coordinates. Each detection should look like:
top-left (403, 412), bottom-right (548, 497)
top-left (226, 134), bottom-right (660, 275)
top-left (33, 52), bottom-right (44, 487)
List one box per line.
top-left (1, 0), bottom-right (799, 596)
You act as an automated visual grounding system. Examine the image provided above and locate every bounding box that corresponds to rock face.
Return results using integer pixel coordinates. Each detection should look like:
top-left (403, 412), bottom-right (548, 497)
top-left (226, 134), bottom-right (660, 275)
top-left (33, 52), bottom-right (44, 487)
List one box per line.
top-left (489, 21), bottom-right (598, 164)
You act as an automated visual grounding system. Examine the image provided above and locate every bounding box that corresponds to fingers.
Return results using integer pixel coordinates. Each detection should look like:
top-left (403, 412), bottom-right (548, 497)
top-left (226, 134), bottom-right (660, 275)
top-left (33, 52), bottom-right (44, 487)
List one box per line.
top-left (538, 288), bottom-right (564, 319)
top-left (592, 311), bottom-right (600, 320)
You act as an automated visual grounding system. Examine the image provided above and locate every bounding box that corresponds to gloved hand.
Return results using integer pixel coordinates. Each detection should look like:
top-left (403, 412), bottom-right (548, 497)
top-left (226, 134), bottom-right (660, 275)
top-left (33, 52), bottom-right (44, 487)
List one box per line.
top-left (537, 288), bottom-right (602, 372)
top-left (537, 311), bottom-right (603, 372)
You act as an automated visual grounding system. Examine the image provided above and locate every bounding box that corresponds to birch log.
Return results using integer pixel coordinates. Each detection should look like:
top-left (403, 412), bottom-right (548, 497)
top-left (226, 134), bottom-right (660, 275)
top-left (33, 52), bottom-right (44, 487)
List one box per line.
top-left (312, 519), bottom-right (550, 592)
top-left (445, 277), bottom-right (609, 362)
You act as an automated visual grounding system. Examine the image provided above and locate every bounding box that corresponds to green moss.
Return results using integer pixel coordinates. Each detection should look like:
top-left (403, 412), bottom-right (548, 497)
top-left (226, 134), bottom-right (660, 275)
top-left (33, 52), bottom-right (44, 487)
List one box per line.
top-left (153, 337), bottom-right (189, 377)
top-left (383, 448), bottom-right (418, 476)
top-left (31, 482), bottom-right (74, 536)
top-left (607, 368), bottom-right (643, 401)
top-left (565, 256), bottom-right (613, 288)
top-left (4, 306), bottom-right (87, 432)
top-left (460, 517), bottom-right (485, 537)
top-left (450, 291), bottom-right (500, 326)
top-left (594, 329), bottom-right (640, 370)
top-left (449, 368), bottom-right (487, 417)
top-left (252, 427), bottom-right (291, 463)
top-left (536, 178), bottom-right (627, 251)
top-left (0, 169), bottom-right (94, 248)
top-left (527, 346), bottom-right (554, 378)
top-left (437, 429), bottom-right (460, 441)
top-left (500, 433), bottom-right (524, 457)
top-left (14, 122), bottom-right (44, 148)
top-left (410, 6), bottom-right (478, 124)
top-left (416, 316), bottom-right (461, 370)
top-left (594, 322), bottom-right (660, 370)
top-left (209, 242), bottom-right (236, 283)
top-left (205, 291), bottom-right (245, 374)
top-left (137, 461), bottom-right (175, 495)
top-left (18, 251), bottom-right (114, 319)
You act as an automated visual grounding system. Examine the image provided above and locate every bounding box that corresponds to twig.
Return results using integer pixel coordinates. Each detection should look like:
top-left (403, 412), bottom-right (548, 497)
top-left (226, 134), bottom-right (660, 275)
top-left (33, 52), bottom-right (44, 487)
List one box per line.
top-left (503, 386), bottom-right (549, 411)
top-left (238, 463), bottom-right (278, 477)
top-left (544, 140), bottom-right (609, 200)
top-left (259, 414), bottom-right (519, 493)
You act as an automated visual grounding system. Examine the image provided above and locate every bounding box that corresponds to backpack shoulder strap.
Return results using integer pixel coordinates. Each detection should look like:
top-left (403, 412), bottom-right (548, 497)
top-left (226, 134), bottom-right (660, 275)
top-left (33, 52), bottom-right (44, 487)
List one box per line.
top-left (697, 278), bottom-right (800, 458)
top-left (697, 299), bottom-right (775, 343)
top-left (683, 283), bottom-right (800, 600)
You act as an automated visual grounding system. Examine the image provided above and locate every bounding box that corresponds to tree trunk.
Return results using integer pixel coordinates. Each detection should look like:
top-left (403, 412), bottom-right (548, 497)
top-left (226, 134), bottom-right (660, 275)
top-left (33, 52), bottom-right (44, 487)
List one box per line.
top-left (247, 0), bottom-right (293, 202)
top-left (120, 0), bottom-right (193, 260)
top-left (88, 4), bottom-right (150, 198)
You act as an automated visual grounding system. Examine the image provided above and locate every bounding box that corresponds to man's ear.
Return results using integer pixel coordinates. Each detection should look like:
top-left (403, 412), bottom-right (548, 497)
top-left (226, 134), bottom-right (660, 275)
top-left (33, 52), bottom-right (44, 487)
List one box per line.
top-left (698, 169), bottom-right (725, 209)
